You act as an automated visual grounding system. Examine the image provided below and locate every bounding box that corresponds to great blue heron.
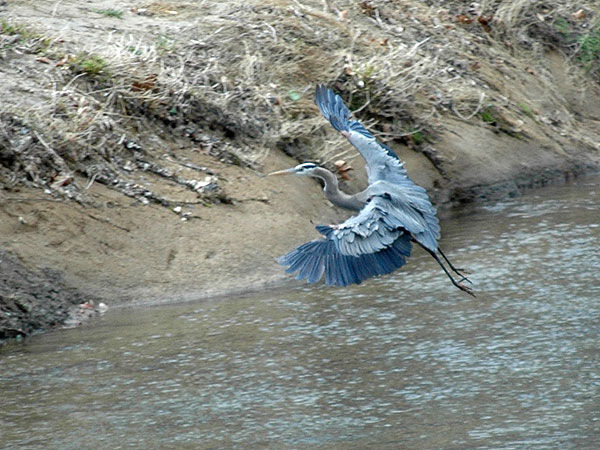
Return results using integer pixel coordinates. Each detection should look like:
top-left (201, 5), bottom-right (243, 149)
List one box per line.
top-left (269, 85), bottom-right (474, 296)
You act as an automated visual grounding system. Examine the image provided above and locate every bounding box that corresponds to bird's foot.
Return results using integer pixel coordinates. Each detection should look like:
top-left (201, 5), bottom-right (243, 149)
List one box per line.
top-left (455, 281), bottom-right (476, 297)
top-left (453, 268), bottom-right (472, 284)
top-left (458, 275), bottom-right (473, 285)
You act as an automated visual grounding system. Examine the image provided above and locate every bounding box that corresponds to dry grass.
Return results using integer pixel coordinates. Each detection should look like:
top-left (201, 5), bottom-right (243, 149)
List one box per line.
top-left (0, 0), bottom-right (598, 204)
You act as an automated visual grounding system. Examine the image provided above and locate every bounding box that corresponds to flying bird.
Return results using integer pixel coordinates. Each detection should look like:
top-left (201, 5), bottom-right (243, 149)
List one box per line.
top-left (269, 85), bottom-right (474, 296)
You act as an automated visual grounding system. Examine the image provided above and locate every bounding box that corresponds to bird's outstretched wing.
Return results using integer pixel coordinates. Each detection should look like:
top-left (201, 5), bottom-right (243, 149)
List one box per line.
top-left (315, 84), bottom-right (406, 184)
top-left (278, 195), bottom-right (413, 286)
top-left (315, 84), bottom-right (440, 252)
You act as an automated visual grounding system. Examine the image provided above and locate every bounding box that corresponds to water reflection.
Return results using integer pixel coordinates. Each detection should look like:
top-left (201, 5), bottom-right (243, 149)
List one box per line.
top-left (1, 178), bottom-right (599, 449)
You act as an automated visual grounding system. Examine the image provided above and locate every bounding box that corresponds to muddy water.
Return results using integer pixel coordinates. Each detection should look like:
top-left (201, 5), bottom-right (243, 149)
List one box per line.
top-left (1, 178), bottom-right (599, 449)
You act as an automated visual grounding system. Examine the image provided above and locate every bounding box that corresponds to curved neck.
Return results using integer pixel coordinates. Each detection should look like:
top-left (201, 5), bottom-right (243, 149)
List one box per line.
top-left (312, 167), bottom-right (364, 211)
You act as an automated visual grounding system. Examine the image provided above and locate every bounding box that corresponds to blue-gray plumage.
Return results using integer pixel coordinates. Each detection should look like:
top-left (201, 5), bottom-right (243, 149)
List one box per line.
top-left (269, 85), bottom-right (474, 296)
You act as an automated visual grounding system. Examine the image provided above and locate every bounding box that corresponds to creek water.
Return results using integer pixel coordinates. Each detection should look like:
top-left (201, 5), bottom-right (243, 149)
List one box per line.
top-left (1, 177), bottom-right (599, 449)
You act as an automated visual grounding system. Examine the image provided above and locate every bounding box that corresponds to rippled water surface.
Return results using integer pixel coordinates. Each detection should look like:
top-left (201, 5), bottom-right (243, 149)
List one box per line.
top-left (1, 178), bottom-right (599, 449)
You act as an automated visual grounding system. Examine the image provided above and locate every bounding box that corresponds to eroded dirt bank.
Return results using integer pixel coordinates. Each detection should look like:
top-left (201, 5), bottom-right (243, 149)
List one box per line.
top-left (1, 1), bottom-right (599, 340)
top-left (0, 251), bottom-right (87, 339)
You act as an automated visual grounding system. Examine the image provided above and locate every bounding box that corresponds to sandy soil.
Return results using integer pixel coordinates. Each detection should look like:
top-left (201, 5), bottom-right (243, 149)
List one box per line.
top-left (1, 150), bottom-right (345, 301)
top-left (1, 0), bottom-right (599, 340)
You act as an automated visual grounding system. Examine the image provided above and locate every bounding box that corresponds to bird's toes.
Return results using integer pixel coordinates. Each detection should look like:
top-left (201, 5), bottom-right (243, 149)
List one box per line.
top-left (459, 276), bottom-right (473, 285)
top-left (457, 282), bottom-right (476, 297)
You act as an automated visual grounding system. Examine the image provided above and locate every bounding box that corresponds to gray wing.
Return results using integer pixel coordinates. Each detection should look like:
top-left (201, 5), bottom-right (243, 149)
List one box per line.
top-left (278, 196), bottom-right (413, 286)
top-left (315, 84), bottom-right (409, 186)
top-left (315, 84), bottom-right (441, 251)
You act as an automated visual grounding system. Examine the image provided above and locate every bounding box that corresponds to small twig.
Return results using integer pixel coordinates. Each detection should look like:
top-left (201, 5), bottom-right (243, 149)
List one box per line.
top-left (452, 92), bottom-right (486, 121)
top-left (85, 173), bottom-right (97, 190)
top-left (3, 328), bottom-right (27, 337)
top-left (2, 197), bottom-right (69, 203)
top-left (62, 73), bottom-right (87, 93)
top-left (51, 0), bottom-right (63, 17)
top-left (32, 130), bottom-right (56, 154)
top-left (352, 91), bottom-right (371, 113)
top-left (263, 22), bottom-right (278, 42)
top-left (375, 126), bottom-right (426, 140)
top-left (163, 156), bottom-right (215, 174)
top-left (236, 196), bottom-right (270, 204)
top-left (406, 37), bottom-right (431, 57)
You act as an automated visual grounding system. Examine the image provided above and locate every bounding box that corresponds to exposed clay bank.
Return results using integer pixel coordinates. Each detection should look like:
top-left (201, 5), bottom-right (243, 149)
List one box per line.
top-left (1, 0), bottom-right (599, 339)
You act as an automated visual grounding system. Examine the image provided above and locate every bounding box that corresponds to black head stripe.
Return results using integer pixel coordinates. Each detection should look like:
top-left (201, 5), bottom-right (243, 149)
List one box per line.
top-left (298, 163), bottom-right (318, 170)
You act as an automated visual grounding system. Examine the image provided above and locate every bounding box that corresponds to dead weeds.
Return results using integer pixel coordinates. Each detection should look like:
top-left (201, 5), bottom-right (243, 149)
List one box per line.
top-left (0, 0), bottom-right (598, 206)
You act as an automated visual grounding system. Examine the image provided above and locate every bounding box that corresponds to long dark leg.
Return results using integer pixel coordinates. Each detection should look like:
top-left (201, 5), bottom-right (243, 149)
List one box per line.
top-left (418, 243), bottom-right (475, 297)
top-left (438, 247), bottom-right (472, 284)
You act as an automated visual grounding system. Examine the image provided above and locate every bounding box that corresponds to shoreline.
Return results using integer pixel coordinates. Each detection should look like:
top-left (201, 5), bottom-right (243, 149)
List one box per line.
top-left (2, 166), bottom-right (598, 344)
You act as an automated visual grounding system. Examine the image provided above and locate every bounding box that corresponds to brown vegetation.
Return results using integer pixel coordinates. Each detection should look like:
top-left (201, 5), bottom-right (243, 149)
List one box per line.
top-left (1, 0), bottom-right (598, 203)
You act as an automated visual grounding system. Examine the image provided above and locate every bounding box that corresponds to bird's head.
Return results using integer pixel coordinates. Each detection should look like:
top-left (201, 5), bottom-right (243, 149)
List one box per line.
top-left (267, 162), bottom-right (319, 178)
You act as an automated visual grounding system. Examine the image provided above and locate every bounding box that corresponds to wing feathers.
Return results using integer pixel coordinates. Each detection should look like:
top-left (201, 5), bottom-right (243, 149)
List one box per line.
top-left (278, 85), bottom-right (444, 286)
top-left (279, 226), bottom-right (413, 287)
top-left (315, 84), bottom-right (350, 134)
top-left (332, 196), bottom-right (404, 258)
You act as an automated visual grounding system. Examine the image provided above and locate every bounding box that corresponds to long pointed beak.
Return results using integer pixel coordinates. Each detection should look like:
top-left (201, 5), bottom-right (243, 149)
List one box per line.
top-left (267, 168), bottom-right (296, 177)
